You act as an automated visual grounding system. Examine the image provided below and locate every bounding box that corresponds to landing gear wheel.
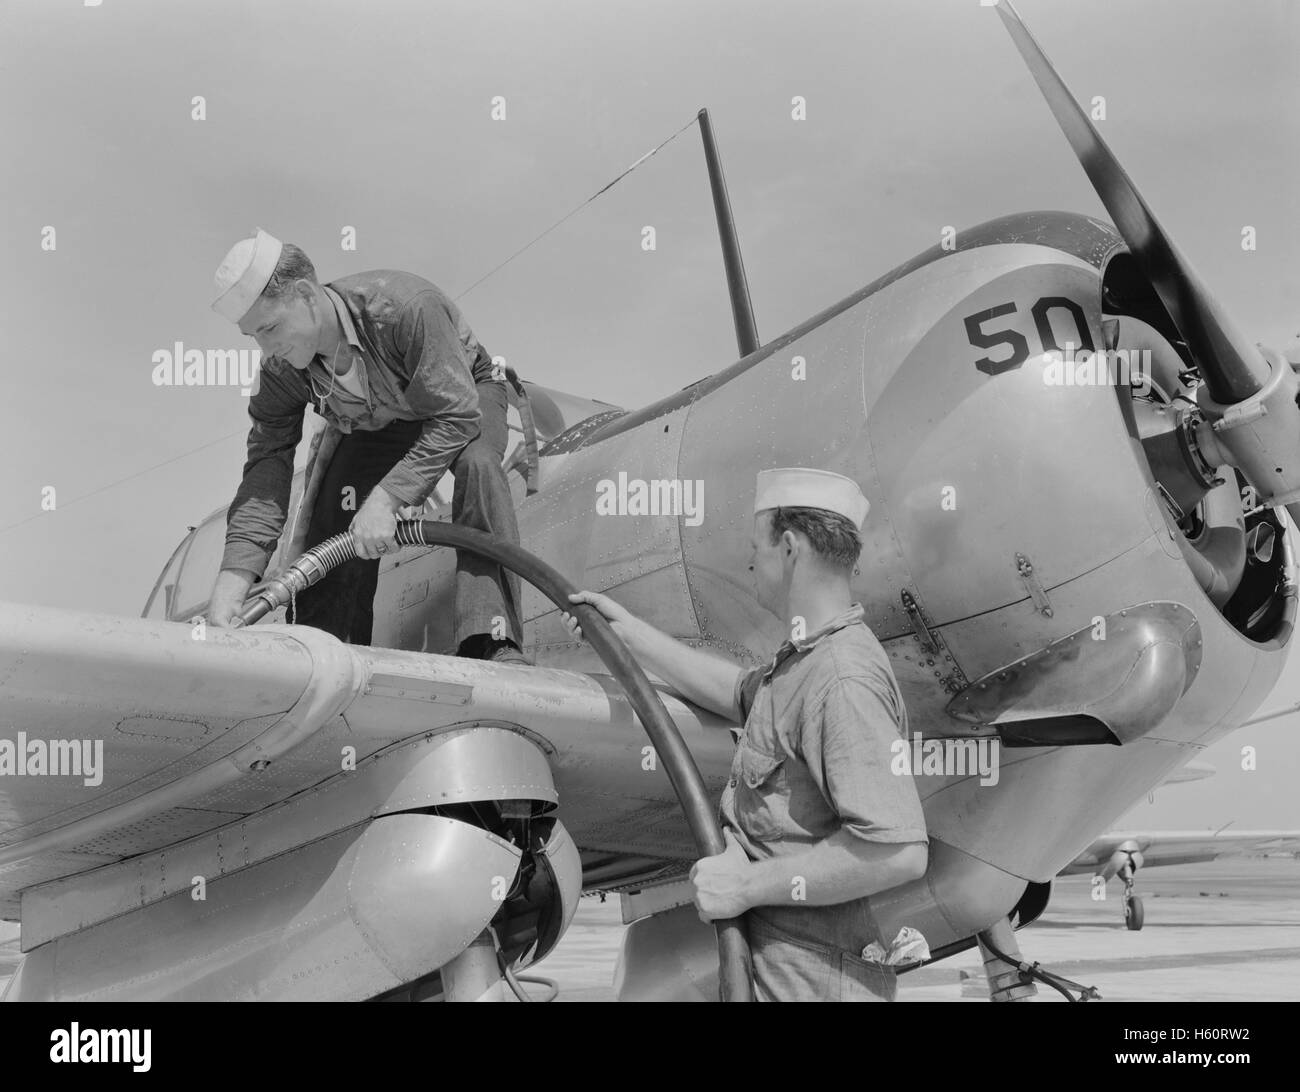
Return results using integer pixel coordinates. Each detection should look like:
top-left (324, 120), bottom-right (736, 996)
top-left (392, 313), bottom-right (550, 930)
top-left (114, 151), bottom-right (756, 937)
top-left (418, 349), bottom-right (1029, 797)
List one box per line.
top-left (1124, 894), bottom-right (1144, 931)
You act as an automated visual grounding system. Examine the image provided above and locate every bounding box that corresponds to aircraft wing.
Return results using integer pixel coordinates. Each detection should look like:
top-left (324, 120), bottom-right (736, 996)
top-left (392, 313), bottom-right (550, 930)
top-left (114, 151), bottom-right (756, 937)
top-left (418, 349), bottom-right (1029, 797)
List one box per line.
top-left (0, 598), bottom-right (734, 999)
top-left (1061, 830), bottom-right (1300, 875)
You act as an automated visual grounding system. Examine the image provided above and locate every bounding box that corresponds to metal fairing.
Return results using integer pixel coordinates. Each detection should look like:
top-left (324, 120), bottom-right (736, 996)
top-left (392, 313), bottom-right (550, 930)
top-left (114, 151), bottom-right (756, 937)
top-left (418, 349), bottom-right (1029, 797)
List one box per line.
top-left (9, 814), bottom-right (523, 1001)
top-left (7, 728), bottom-right (577, 1000)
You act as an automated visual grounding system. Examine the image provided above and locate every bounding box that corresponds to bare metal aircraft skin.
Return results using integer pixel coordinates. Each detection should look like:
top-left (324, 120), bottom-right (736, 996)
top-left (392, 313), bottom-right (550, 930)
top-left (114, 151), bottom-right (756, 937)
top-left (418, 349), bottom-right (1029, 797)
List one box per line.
top-left (1, 3), bottom-right (1294, 1000)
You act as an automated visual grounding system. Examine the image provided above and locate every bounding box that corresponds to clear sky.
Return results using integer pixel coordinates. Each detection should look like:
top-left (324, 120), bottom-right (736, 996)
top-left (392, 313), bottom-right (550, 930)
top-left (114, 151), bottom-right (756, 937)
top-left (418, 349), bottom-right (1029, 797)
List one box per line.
top-left (1, 0), bottom-right (1297, 831)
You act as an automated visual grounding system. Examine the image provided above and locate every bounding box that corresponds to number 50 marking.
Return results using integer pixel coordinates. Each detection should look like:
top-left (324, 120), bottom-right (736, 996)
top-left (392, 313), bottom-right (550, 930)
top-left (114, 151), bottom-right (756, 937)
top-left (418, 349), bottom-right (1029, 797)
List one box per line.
top-left (964, 296), bottom-right (1094, 376)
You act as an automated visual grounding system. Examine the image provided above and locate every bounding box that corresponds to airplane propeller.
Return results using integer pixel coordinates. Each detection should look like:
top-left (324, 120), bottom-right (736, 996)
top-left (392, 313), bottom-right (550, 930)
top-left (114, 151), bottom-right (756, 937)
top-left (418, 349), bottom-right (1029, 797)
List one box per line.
top-left (995, 0), bottom-right (1300, 533)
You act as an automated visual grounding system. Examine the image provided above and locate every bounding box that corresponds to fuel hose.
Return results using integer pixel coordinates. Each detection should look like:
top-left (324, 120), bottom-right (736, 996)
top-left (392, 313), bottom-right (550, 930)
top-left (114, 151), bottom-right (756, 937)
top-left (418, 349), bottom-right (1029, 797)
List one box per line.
top-left (233, 519), bottom-right (754, 1002)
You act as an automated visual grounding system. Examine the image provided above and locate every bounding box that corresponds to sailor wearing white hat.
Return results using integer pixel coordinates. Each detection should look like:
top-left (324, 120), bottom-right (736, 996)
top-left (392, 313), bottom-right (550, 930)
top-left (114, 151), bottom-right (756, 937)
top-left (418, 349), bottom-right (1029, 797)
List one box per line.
top-left (751, 466), bottom-right (870, 528)
top-left (563, 466), bottom-right (928, 1000)
top-left (211, 228), bottom-right (283, 324)
top-left (205, 230), bottom-right (528, 663)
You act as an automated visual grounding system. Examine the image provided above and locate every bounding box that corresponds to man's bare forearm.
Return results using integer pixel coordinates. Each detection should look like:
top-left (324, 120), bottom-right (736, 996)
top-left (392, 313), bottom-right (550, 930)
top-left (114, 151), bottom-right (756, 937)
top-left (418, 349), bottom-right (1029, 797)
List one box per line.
top-left (742, 831), bottom-right (928, 908)
top-left (214, 568), bottom-right (255, 599)
top-left (205, 568), bottom-right (257, 626)
top-left (615, 614), bottom-right (743, 721)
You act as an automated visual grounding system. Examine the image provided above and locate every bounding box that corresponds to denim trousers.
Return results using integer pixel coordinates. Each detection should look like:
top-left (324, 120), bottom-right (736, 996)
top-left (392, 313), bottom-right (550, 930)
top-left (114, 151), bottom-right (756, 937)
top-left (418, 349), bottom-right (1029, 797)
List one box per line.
top-left (287, 380), bottom-right (522, 649)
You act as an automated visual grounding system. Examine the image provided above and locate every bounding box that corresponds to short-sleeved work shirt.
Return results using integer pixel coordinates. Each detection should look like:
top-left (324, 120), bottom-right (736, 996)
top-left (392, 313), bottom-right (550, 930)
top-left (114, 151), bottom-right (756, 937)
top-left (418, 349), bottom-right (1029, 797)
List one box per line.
top-left (720, 602), bottom-right (927, 955)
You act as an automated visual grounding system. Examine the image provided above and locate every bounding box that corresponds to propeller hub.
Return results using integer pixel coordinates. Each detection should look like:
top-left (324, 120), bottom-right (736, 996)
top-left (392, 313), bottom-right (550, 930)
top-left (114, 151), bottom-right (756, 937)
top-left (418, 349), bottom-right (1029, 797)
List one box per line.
top-left (1194, 346), bottom-right (1300, 510)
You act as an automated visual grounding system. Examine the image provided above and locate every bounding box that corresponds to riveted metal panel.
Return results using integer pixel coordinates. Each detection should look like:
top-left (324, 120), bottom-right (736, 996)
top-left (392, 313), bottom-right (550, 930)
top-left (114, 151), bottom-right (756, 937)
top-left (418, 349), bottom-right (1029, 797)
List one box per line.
top-left (516, 404), bottom-right (701, 640)
top-left (870, 258), bottom-right (1151, 626)
top-left (68, 807), bottom-right (244, 858)
top-left (947, 601), bottom-right (1201, 737)
top-left (376, 725), bottom-right (556, 814)
top-left (0, 711), bottom-right (283, 855)
top-left (0, 852), bottom-right (118, 918)
top-left (363, 671), bottom-right (472, 705)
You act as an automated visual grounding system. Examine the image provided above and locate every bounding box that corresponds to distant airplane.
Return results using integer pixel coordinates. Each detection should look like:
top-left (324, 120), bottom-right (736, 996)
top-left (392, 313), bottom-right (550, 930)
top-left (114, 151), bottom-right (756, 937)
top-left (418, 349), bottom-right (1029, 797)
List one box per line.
top-left (1060, 742), bottom-right (1300, 931)
top-left (1063, 827), bottom-right (1300, 931)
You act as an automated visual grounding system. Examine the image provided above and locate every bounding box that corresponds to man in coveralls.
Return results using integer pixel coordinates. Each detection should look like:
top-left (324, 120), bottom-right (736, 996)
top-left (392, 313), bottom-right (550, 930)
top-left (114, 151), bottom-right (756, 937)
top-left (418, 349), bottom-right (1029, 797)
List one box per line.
top-left (564, 467), bottom-right (928, 1000)
top-left (205, 229), bottom-right (525, 662)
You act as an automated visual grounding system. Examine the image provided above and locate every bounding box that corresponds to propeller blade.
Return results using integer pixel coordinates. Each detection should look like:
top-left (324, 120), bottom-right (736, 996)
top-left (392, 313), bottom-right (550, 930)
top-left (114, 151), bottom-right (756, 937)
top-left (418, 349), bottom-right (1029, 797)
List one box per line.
top-left (995, 0), bottom-right (1268, 405)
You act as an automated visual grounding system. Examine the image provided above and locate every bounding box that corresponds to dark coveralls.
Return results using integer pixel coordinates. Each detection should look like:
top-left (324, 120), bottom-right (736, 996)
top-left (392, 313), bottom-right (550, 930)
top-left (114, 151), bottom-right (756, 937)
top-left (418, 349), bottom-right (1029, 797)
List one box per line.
top-left (722, 603), bottom-right (928, 1001)
top-left (222, 270), bottom-right (521, 650)
top-left (288, 382), bottom-right (518, 647)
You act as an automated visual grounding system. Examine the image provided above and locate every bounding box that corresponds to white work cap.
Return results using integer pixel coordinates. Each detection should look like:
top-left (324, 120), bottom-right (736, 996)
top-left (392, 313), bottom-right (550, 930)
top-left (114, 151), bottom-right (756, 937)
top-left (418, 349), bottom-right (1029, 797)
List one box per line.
top-left (754, 467), bottom-right (870, 529)
top-left (211, 228), bottom-right (284, 322)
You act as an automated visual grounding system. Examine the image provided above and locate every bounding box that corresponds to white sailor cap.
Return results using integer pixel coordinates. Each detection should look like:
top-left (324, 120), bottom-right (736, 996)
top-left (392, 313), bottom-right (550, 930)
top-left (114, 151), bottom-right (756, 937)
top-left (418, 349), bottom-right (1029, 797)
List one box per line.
top-left (754, 467), bottom-right (870, 529)
top-left (211, 228), bottom-right (284, 322)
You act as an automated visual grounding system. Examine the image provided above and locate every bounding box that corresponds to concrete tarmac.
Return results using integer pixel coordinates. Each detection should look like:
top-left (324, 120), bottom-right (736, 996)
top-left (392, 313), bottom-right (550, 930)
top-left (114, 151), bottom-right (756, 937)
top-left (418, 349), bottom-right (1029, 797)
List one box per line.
top-left (1, 857), bottom-right (1294, 1000)
top-left (533, 856), bottom-right (1300, 1002)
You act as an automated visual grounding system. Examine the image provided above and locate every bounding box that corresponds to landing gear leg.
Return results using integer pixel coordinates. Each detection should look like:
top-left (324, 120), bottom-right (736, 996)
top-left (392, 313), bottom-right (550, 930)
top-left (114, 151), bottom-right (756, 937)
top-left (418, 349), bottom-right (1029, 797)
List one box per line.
top-left (440, 929), bottom-right (509, 1002)
top-left (977, 918), bottom-right (1102, 1002)
top-left (1122, 873), bottom-right (1145, 931)
top-left (976, 919), bottom-right (1038, 1002)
